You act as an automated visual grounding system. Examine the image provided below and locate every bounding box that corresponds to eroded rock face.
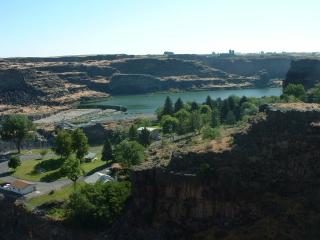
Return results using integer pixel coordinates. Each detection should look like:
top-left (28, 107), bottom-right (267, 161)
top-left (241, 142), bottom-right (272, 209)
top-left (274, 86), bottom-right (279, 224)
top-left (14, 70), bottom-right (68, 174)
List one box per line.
top-left (284, 59), bottom-right (320, 89)
top-left (113, 103), bottom-right (320, 239)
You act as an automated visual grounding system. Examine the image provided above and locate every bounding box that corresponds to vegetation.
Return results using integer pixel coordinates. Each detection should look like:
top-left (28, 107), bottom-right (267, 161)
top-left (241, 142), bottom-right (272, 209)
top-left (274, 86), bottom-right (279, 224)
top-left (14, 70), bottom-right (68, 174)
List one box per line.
top-left (8, 156), bottom-right (21, 171)
top-left (66, 181), bottom-right (131, 229)
top-left (40, 149), bottom-right (49, 159)
top-left (101, 138), bottom-right (113, 161)
top-left (71, 128), bottom-right (89, 161)
top-left (0, 115), bottom-right (35, 153)
top-left (61, 156), bottom-right (83, 189)
top-left (128, 124), bottom-right (138, 141)
top-left (138, 127), bottom-right (151, 146)
top-left (114, 140), bottom-right (145, 167)
top-left (52, 130), bottom-right (73, 159)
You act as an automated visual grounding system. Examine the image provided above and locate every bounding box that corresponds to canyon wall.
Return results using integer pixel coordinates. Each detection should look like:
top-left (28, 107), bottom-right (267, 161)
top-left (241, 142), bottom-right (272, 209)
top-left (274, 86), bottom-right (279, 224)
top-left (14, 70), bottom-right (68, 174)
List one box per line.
top-left (110, 103), bottom-right (320, 240)
top-left (284, 59), bottom-right (320, 89)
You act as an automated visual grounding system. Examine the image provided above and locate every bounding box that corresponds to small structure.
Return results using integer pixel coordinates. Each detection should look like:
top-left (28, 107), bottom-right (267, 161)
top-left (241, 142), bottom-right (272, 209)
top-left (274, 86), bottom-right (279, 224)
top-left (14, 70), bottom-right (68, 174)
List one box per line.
top-left (1, 180), bottom-right (36, 195)
top-left (84, 152), bottom-right (97, 162)
top-left (137, 127), bottom-right (161, 140)
top-left (84, 172), bottom-right (114, 184)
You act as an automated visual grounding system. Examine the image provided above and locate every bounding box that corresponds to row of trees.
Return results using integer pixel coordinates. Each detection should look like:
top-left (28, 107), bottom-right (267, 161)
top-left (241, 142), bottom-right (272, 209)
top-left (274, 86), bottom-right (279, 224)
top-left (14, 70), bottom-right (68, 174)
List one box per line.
top-left (156, 95), bottom-right (262, 137)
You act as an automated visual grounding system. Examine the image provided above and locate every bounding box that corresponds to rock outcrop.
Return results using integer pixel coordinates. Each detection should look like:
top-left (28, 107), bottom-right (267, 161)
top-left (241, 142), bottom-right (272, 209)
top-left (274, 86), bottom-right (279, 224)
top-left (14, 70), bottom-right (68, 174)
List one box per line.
top-left (110, 103), bottom-right (320, 240)
top-left (0, 54), bottom-right (295, 114)
top-left (284, 59), bottom-right (320, 89)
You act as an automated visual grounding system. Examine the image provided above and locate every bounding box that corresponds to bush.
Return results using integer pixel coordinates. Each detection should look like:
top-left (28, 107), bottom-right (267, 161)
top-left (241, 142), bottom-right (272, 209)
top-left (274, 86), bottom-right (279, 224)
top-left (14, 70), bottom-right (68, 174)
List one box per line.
top-left (202, 127), bottom-right (220, 140)
top-left (8, 156), bottom-right (21, 171)
top-left (66, 181), bottom-right (131, 229)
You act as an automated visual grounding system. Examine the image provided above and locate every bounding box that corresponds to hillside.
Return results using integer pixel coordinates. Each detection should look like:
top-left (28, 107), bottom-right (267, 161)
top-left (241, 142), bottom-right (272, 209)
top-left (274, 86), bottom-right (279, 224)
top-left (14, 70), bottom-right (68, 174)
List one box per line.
top-left (0, 54), bottom-right (293, 115)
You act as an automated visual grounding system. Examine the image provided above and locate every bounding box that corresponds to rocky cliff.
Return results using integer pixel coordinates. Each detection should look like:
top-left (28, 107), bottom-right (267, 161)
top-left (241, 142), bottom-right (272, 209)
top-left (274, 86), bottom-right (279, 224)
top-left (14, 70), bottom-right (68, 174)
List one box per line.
top-left (110, 103), bottom-right (320, 240)
top-left (0, 54), bottom-right (294, 115)
top-left (284, 59), bottom-right (320, 89)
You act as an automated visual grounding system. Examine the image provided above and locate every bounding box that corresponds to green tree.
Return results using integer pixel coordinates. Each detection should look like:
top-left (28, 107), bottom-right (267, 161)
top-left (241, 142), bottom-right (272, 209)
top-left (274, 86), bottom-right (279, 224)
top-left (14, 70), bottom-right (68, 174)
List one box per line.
top-left (0, 115), bottom-right (35, 153)
top-left (283, 84), bottom-right (306, 101)
top-left (52, 130), bottom-right (73, 159)
top-left (102, 138), bottom-right (113, 161)
top-left (211, 108), bottom-right (220, 128)
top-left (205, 95), bottom-right (213, 109)
top-left (308, 86), bottom-right (320, 103)
top-left (61, 156), bottom-right (83, 189)
top-left (190, 110), bottom-right (201, 133)
top-left (163, 96), bottom-right (174, 115)
top-left (8, 156), bottom-right (21, 171)
top-left (225, 110), bottom-right (236, 125)
top-left (160, 115), bottom-right (179, 136)
top-left (115, 140), bottom-right (145, 167)
top-left (174, 109), bottom-right (190, 134)
top-left (66, 181), bottom-right (131, 228)
top-left (128, 125), bottom-right (138, 141)
top-left (72, 129), bottom-right (89, 161)
top-left (138, 127), bottom-right (151, 146)
top-left (190, 101), bottom-right (199, 111)
top-left (174, 97), bottom-right (184, 113)
top-left (240, 102), bottom-right (258, 117)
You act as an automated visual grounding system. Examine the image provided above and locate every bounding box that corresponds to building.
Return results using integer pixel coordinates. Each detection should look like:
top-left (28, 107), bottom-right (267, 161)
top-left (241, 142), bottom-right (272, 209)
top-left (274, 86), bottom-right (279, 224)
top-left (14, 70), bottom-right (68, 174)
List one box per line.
top-left (137, 127), bottom-right (161, 140)
top-left (84, 172), bottom-right (114, 184)
top-left (84, 152), bottom-right (97, 162)
top-left (1, 180), bottom-right (36, 195)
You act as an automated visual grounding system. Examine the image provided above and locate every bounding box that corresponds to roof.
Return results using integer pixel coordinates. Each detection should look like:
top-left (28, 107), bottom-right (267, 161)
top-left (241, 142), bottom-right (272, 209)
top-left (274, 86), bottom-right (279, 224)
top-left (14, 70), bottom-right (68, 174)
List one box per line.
top-left (111, 163), bottom-right (122, 169)
top-left (11, 180), bottom-right (34, 190)
top-left (84, 172), bottom-right (114, 184)
top-left (84, 152), bottom-right (97, 159)
top-left (137, 127), bottom-right (160, 132)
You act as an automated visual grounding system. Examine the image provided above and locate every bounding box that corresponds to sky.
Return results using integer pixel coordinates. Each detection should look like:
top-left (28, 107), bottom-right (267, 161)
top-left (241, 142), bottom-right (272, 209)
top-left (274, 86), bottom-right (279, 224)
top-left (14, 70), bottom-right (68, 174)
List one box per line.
top-left (0, 0), bottom-right (319, 57)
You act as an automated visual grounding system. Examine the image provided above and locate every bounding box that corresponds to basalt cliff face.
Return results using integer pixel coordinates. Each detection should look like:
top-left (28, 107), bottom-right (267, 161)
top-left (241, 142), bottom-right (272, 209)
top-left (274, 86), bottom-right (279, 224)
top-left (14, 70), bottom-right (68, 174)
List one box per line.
top-left (284, 59), bottom-right (320, 89)
top-left (110, 103), bottom-right (320, 240)
top-left (0, 54), bottom-right (292, 115)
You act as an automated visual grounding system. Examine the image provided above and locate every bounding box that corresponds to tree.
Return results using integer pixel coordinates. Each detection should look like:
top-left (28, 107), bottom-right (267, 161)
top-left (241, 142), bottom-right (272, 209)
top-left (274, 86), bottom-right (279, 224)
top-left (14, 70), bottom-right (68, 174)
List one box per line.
top-left (0, 115), bottom-right (35, 153)
top-left (240, 102), bottom-right (258, 117)
top-left (190, 101), bottom-right (199, 111)
top-left (66, 181), bottom-right (131, 228)
top-left (174, 98), bottom-right (184, 113)
top-left (225, 111), bottom-right (236, 125)
top-left (163, 96), bottom-right (174, 115)
top-left (138, 127), bottom-right (151, 146)
top-left (190, 110), bottom-right (201, 133)
top-left (61, 156), bottom-right (83, 189)
top-left (115, 140), bottom-right (145, 167)
top-left (8, 156), bottom-right (21, 171)
top-left (160, 115), bottom-right (179, 136)
top-left (128, 125), bottom-right (138, 141)
top-left (52, 130), bottom-right (73, 159)
top-left (283, 84), bottom-right (306, 101)
top-left (72, 129), bottom-right (89, 161)
top-left (211, 109), bottom-right (220, 128)
top-left (102, 138), bottom-right (113, 161)
top-left (205, 96), bottom-right (213, 109)
top-left (174, 109), bottom-right (190, 134)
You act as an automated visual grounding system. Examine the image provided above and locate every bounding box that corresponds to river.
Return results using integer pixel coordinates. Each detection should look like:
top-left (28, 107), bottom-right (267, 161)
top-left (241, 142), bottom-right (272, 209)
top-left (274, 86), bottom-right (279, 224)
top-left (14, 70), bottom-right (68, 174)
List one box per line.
top-left (87, 88), bottom-right (282, 121)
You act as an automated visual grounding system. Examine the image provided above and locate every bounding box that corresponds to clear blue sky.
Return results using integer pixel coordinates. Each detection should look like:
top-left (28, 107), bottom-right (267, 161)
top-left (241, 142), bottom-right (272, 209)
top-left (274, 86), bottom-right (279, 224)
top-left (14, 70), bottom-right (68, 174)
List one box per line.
top-left (0, 0), bottom-right (319, 57)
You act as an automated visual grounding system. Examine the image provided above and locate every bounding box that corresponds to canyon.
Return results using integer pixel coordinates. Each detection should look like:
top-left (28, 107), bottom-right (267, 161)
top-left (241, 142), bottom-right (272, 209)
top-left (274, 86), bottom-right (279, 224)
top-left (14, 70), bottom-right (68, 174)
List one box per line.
top-left (0, 54), bottom-right (293, 116)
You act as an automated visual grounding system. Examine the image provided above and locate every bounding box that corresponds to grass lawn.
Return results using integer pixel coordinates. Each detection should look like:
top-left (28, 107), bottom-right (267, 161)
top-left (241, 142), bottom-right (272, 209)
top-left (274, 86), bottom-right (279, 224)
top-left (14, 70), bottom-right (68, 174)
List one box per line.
top-left (13, 145), bottom-right (105, 182)
top-left (26, 183), bottom-right (76, 209)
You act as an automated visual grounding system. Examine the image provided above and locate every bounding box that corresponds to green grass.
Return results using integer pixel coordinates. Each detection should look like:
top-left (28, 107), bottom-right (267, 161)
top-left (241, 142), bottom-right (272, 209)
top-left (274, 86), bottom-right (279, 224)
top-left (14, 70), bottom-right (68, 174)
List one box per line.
top-left (13, 145), bottom-right (105, 182)
top-left (26, 183), bottom-right (76, 209)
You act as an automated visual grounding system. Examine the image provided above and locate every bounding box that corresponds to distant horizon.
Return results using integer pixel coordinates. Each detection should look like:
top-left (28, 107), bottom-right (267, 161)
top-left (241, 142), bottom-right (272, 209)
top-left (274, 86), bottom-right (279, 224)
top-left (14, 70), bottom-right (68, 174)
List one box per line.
top-left (2, 51), bottom-right (320, 59)
top-left (1, 0), bottom-right (320, 58)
